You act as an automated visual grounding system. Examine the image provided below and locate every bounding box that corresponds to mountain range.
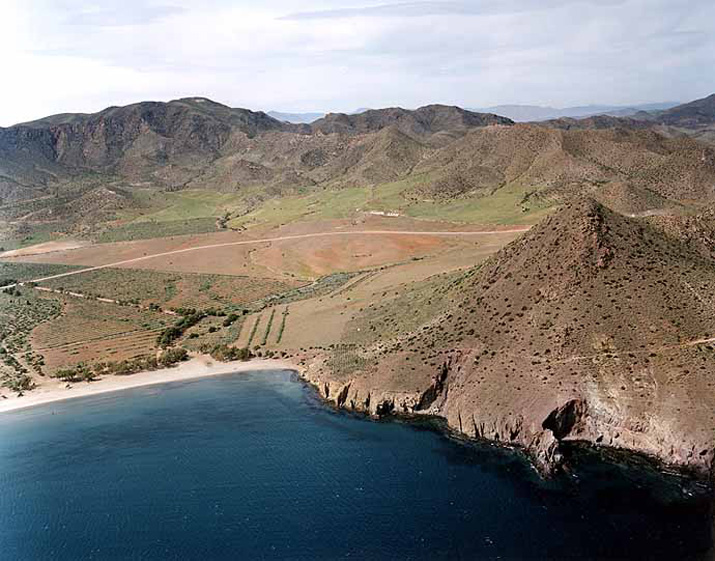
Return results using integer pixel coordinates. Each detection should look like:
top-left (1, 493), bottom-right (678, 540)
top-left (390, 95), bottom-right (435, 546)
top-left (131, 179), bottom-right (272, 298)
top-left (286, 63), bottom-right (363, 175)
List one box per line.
top-left (1, 93), bottom-right (715, 243)
top-left (266, 102), bottom-right (680, 125)
top-left (471, 102), bottom-right (679, 122)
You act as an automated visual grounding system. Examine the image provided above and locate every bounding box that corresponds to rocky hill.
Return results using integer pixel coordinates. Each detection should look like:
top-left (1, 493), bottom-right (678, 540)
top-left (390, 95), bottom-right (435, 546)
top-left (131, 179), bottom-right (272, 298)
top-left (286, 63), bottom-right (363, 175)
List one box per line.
top-left (655, 94), bottom-right (715, 128)
top-left (311, 105), bottom-right (512, 140)
top-left (303, 199), bottom-right (715, 476)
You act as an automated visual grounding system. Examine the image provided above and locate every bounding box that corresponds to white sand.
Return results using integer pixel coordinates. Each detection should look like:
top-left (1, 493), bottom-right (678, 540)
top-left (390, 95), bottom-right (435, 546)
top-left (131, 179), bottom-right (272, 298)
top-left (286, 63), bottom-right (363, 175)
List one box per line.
top-left (0, 355), bottom-right (300, 414)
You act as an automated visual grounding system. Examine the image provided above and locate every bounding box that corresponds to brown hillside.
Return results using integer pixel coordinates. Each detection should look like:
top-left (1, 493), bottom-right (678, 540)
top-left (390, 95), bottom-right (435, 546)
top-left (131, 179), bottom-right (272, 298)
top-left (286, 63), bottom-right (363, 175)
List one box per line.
top-left (306, 199), bottom-right (715, 474)
top-left (541, 115), bottom-right (651, 131)
top-left (413, 125), bottom-right (715, 212)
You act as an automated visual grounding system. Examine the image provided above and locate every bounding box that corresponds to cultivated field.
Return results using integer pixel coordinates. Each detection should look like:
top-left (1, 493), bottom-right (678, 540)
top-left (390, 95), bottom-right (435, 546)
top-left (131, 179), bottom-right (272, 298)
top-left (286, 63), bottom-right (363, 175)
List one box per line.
top-left (31, 296), bottom-right (169, 372)
top-left (249, 235), bottom-right (521, 351)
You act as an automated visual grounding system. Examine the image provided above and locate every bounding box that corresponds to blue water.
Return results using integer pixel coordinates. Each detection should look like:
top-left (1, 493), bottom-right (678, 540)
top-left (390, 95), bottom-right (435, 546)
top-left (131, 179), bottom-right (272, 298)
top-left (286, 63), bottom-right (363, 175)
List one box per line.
top-left (0, 370), bottom-right (712, 560)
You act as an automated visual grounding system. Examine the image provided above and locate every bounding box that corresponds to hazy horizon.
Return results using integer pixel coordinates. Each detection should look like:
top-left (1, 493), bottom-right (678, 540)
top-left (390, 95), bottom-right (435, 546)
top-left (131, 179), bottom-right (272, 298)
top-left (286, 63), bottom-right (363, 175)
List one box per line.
top-left (1, 0), bottom-right (713, 126)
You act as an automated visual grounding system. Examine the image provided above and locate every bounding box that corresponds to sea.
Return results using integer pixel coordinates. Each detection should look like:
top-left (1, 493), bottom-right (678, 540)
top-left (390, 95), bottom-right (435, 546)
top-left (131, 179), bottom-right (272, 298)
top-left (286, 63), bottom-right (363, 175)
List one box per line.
top-left (0, 370), bottom-right (712, 560)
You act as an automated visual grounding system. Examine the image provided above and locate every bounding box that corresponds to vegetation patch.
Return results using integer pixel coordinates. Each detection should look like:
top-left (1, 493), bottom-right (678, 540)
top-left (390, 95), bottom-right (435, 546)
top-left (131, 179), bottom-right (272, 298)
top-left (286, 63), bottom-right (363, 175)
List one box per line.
top-left (0, 262), bottom-right (84, 286)
top-left (199, 343), bottom-right (251, 362)
top-left (326, 344), bottom-right (370, 378)
top-left (247, 316), bottom-right (261, 348)
top-left (96, 217), bottom-right (220, 243)
top-left (0, 289), bottom-right (61, 392)
top-left (275, 307), bottom-right (289, 344)
top-left (55, 347), bottom-right (189, 382)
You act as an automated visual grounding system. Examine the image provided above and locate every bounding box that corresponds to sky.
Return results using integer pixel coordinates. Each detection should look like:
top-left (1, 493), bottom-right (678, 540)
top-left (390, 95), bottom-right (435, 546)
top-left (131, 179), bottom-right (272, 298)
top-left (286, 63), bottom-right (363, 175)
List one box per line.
top-left (1, 0), bottom-right (714, 126)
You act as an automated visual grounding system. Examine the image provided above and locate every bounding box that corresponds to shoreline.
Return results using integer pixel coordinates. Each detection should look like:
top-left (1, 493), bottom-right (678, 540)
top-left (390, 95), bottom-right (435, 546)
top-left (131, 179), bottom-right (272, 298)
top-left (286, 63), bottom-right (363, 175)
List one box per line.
top-left (2, 354), bottom-right (707, 488)
top-left (1, 355), bottom-right (708, 489)
top-left (0, 355), bottom-right (300, 414)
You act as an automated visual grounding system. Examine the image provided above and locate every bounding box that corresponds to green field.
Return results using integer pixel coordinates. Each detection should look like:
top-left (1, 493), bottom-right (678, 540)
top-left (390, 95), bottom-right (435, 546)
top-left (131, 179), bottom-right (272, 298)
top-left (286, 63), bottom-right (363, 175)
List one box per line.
top-left (96, 217), bottom-right (221, 243)
top-left (406, 183), bottom-right (556, 225)
top-left (94, 189), bottom-right (251, 243)
top-left (0, 224), bottom-right (61, 252)
top-left (229, 177), bottom-right (555, 228)
top-left (130, 190), bottom-right (246, 223)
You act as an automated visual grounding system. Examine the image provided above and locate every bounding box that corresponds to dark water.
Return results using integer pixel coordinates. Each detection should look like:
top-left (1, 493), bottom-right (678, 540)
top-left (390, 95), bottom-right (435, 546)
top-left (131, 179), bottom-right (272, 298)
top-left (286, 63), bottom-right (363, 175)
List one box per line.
top-left (0, 370), bottom-right (712, 560)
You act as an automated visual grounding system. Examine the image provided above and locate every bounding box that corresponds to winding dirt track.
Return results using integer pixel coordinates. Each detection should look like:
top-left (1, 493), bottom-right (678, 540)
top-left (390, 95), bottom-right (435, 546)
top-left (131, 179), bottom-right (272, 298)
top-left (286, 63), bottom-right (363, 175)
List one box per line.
top-left (3, 228), bottom-right (530, 288)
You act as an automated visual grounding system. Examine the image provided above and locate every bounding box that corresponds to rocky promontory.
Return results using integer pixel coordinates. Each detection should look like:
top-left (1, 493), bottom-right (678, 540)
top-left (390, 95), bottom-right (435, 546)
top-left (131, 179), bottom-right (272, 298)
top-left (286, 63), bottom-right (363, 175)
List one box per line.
top-left (299, 199), bottom-right (715, 479)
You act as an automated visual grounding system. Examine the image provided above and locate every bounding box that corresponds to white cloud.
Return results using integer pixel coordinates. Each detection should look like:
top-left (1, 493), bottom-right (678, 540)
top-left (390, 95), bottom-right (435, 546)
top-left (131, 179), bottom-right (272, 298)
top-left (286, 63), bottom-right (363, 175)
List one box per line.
top-left (0, 0), bottom-right (714, 126)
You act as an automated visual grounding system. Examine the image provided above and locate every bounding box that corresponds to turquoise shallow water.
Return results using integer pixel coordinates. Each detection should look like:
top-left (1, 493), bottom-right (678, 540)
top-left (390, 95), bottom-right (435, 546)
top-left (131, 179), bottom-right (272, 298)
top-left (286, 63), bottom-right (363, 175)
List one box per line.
top-left (0, 370), bottom-right (712, 560)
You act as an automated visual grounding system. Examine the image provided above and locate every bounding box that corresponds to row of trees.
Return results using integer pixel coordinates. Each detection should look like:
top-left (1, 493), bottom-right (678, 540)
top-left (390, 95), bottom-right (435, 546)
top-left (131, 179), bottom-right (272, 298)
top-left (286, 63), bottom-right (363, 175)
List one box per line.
top-left (55, 348), bottom-right (190, 382)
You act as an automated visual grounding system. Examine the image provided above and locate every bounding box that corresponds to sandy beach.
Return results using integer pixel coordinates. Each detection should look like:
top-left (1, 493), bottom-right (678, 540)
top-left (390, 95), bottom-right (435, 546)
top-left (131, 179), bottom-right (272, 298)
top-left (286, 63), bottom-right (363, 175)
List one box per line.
top-left (0, 355), bottom-right (300, 414)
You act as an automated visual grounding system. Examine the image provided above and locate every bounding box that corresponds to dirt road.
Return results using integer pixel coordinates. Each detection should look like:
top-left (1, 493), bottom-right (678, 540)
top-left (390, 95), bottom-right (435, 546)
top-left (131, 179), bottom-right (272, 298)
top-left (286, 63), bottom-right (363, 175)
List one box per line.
top-left (1, 228), bottom-right (530, 288)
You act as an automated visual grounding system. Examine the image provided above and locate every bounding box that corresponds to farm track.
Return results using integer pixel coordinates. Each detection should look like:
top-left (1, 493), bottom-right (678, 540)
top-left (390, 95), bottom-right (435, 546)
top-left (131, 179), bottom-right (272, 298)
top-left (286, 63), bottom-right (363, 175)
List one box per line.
top-left (1, 228), bottom-right (531, 288)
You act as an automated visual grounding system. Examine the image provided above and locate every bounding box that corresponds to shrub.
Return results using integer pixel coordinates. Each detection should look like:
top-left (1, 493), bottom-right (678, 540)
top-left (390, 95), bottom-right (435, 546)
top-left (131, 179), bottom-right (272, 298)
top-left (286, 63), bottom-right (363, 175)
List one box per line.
top-left (55, 363), bottom-right (96, 383)
top-left (158, 347), bottom-right (189, 366)
top-left (223, 313), bottom-right (239, 327)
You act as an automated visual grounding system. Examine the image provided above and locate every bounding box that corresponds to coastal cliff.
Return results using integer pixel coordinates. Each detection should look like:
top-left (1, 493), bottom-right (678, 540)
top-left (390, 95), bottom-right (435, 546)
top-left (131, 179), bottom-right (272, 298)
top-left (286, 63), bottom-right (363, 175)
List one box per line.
top-left (298, 199), bottom-right (715, 479)
top-left (300, 357), bottom-right (714, 478)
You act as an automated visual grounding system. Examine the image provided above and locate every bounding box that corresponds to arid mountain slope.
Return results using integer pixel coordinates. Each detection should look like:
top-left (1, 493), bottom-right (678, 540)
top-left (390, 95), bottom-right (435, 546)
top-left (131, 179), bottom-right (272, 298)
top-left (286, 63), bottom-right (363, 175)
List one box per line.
top-left (0, 100), bottom-right (507, 201)
top-left (0, 98), bottom-right (296, 193)
top-left (304, 199), bottom-right (715, 475)
top-left (656, 94), bottom-right (715, 128)
top-left (413, 124), bottom-right (715, 212)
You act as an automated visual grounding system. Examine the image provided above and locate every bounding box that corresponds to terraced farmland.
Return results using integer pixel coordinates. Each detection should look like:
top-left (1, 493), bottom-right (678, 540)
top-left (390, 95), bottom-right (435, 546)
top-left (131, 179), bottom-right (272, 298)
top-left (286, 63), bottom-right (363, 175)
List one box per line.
top-left (31, 296), bottom-right (170, 372)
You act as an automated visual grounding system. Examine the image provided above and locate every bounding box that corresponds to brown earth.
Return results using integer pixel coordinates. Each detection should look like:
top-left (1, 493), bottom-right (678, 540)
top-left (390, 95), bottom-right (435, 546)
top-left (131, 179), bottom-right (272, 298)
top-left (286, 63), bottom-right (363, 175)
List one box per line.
top-left (3, 218), bottom-right (528, 281)
top-left (413, 124), bottom-right (715, 213)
